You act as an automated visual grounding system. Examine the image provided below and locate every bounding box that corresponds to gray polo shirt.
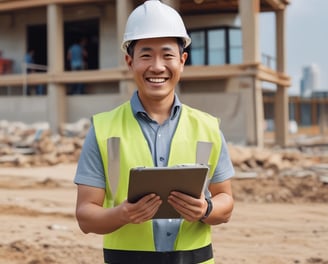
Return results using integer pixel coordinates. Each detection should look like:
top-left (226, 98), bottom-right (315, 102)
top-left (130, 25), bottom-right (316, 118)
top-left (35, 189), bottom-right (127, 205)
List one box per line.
top-left (74, 91), bottom-right (234, 251)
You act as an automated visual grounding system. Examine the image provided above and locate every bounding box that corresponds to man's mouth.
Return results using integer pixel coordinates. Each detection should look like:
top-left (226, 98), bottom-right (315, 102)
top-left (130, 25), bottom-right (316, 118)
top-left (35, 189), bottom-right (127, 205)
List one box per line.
top-left (147, 77), bottom-right (167, 83)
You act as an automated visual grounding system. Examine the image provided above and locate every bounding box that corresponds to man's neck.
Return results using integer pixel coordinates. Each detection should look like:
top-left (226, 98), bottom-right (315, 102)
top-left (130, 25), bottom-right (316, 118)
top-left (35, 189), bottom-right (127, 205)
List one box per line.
top-left (140, 96), bottom-right (174, 125)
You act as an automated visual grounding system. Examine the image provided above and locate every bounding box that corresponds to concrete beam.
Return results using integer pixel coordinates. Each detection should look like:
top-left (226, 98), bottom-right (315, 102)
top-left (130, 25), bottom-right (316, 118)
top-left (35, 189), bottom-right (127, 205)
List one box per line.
top-left (0, 0), bottom-right (108, 12)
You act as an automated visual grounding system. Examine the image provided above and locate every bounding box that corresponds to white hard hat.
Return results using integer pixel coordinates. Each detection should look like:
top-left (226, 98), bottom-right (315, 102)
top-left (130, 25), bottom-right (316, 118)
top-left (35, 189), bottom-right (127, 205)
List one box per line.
top-left (121, 0), bottom-right (191, 53)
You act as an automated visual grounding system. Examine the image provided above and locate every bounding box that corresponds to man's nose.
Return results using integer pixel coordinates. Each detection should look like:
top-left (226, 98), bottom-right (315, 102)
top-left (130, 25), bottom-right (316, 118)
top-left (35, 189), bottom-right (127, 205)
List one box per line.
top-left (149, 57), bottom-right (166, 72)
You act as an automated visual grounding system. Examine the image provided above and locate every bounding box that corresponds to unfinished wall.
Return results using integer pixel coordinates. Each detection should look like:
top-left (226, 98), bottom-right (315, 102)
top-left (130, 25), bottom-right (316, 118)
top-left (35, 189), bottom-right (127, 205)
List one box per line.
top-left (178, 79), bottom-right (247, 144)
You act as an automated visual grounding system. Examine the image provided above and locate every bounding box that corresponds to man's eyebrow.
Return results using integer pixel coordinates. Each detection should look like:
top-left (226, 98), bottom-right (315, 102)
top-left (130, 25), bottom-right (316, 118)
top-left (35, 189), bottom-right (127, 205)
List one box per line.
top-left (139, 47), bottom-right (152, 52)
top-left (138, 46), bottom-right (175, 52)
top-left (162, 46), bottom-right (174, 52)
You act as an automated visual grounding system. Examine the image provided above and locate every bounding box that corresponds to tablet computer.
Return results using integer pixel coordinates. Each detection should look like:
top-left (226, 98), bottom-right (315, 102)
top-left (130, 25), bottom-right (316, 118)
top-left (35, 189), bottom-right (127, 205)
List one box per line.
top-left (127, 164), bottom-right (209, 219)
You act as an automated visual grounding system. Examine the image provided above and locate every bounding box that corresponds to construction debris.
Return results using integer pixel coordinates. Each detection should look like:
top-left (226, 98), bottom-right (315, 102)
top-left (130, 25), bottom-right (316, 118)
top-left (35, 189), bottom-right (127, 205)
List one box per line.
top-left (0, 119), bottom-right (90, 167)
top-left (0, 119), bottom-right (327, 183)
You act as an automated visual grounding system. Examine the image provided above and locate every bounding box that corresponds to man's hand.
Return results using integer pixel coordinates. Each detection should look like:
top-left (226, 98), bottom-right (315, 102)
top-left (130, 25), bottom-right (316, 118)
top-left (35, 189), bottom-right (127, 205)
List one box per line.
top-left (121, 194), bottom-right (162, 224)
top-left (167, 191), bottom-right (207, 222)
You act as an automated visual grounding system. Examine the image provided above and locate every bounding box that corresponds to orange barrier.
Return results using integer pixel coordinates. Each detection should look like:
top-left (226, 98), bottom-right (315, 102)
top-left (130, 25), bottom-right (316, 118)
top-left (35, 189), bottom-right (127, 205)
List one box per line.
top-left (0, 58), bottom-right (13, 74)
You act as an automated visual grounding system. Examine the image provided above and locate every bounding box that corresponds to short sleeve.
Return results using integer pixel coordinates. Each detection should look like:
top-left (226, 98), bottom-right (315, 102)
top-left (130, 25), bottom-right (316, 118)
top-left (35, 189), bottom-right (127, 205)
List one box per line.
top-left (74, 124), bottom-right (106, 189)
top-left (210, 130), bottom-right (235, 183)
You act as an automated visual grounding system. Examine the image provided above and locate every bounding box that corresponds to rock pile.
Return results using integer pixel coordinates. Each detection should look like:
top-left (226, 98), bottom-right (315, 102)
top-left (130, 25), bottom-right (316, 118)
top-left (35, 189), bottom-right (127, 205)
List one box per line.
top-left (0, 119), bottom-right (327, 183)
top-left (225, 135), bottom-right (328, 203)
top-left (228, 144), bottom-right (324, 175)
top-left (0, 119), bottom-right (90, 167)
top-left (227, 139), bottom-right (328, 185)
top-left (229, 142), bottom-right (328, 203)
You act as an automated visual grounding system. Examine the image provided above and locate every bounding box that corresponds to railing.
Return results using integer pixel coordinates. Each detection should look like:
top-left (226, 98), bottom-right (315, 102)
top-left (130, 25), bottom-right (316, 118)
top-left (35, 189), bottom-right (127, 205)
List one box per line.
top-left (261, 53), bottom-right (276, 70)
top-left (0, 63), bottom-right (290, 94)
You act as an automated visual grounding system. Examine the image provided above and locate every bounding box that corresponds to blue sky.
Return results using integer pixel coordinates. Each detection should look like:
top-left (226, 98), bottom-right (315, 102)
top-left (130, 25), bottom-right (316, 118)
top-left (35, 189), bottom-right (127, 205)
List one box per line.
top-left (260, 0), bottom-right (328, 95)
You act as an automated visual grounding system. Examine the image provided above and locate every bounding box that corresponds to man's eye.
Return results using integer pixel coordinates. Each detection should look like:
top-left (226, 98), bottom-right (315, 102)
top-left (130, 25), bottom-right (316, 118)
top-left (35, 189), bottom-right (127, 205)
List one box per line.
top-left (164, 54), bottom-right (174, 58)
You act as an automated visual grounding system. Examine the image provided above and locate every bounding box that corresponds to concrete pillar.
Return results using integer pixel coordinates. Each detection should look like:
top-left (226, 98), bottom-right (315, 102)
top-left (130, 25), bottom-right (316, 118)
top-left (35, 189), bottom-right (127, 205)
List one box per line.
top-left (239, 0), bottom-right (263, 146)
top-left (275, 9), bottom-right (289, 146)
top-left (47, 4), bottom-right (66, 132)
top-left (116, 0), bottom-right (133, 66)
top-left (239, 76), bottom-right (264, 147)
top-left (239, 0), bottom-right (260, 63)
top-left (254, 78), bottom-right (264, 147)
top-left (116, 0), bottom-right (136, 100)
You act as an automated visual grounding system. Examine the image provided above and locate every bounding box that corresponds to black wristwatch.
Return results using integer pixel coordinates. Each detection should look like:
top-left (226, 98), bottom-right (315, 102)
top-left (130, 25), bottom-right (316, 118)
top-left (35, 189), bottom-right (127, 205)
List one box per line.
top-left (201, 197), bottom-right (213, 221)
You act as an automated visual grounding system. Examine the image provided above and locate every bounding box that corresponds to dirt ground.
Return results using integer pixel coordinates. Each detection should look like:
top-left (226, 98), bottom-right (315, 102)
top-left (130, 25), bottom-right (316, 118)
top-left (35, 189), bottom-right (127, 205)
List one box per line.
top-left (0, 163), bottom-right (328, 264)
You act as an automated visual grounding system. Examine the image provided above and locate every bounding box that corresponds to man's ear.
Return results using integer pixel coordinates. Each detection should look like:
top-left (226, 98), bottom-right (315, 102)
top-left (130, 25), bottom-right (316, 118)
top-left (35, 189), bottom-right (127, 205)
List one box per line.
top-left (125, 54), bottom-right (133, 69)
top-left (181, 52), bottom-right (188, 65)
top-left (180, 52), bottom-right (188, 72)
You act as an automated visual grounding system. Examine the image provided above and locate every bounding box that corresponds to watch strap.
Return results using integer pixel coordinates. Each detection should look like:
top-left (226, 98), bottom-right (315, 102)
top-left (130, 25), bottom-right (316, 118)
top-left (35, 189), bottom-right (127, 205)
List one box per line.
top-left (201, 197), bottom-right (213, 221)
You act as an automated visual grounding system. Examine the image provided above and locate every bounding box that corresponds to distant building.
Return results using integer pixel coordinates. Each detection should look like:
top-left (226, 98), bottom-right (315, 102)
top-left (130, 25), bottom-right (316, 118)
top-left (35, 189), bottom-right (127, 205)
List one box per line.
top-left (300, 64), bottom-right (320, 97)
top-left (0, 0), bottom-right (291, 147)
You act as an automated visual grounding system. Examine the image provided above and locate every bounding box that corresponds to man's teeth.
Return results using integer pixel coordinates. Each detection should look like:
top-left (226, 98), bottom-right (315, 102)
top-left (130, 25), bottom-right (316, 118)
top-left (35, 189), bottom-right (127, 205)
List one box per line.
top-left (148, 78), bottom-right (166, 83)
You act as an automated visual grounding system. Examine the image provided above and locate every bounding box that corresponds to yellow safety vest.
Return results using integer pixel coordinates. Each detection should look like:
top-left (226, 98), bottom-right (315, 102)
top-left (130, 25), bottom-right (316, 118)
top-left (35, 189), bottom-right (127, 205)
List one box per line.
top-left (93, 101), bottom-right (222, 264)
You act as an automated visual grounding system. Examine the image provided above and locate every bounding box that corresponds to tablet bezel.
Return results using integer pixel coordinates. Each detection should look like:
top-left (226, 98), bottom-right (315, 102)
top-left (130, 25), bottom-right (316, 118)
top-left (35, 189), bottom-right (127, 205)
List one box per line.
top-left (127, 164), bottom-right (209, 219)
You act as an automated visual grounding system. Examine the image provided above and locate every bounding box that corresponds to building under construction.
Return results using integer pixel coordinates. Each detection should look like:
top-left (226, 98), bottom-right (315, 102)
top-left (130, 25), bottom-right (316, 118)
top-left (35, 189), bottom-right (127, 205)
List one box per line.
top-left (0, 0), bottom-right (291, 147)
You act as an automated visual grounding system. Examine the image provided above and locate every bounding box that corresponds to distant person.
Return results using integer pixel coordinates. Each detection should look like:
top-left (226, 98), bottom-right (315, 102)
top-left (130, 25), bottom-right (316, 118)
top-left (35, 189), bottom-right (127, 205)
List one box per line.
top-left (67, 38), bottom-right (88, 94)
top-left (24, 49), bottom-right (35, 73)
top-left (24, 49), bottom-right (46, 96)
top-left (24, 49), bottom-right (35, 95)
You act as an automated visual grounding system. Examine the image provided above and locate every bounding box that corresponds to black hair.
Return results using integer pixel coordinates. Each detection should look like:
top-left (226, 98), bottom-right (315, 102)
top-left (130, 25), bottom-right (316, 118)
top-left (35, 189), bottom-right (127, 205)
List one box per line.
top-left (127, 40), bottom-right (137, 57)
top-left (127, 38), bottom-right (185, 58)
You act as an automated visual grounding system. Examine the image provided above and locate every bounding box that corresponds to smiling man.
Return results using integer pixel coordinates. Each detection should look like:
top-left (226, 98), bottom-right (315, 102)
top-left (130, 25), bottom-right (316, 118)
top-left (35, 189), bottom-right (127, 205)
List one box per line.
top-left (74, 1), bottom-right (234, 263)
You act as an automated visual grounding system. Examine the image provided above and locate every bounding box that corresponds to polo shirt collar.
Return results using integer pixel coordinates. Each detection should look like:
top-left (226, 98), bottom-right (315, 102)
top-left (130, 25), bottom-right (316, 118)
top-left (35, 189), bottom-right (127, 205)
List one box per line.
top-left (130, 91), bottom-right (181, 122)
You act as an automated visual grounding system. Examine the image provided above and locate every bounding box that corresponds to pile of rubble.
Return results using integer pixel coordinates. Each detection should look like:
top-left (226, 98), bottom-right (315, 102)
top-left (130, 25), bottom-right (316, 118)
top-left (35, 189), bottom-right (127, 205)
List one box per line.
top-left (0, 119), bottom-right (90, 167)
top-left (228, 142), bottom-right (328, 202)
top-left (228, 140), bottom-right (328, 184)
top-left (229, 143), bottom-right (324, 173)
top-left (0, 119), bottom-right (327, 183)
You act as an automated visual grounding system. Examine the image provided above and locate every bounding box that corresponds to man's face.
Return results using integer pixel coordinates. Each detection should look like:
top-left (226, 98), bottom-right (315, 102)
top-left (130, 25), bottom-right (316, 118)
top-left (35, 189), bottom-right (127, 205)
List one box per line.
top-left (125, 37), bottom-right (188, 102)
